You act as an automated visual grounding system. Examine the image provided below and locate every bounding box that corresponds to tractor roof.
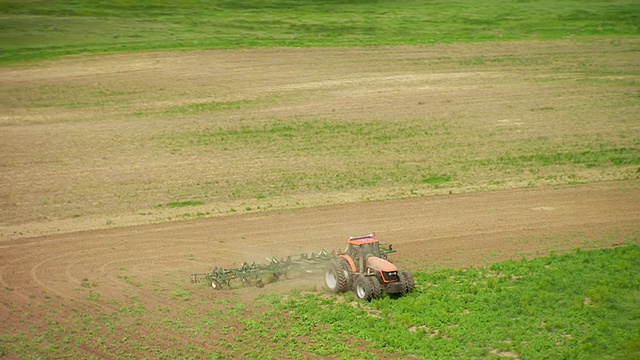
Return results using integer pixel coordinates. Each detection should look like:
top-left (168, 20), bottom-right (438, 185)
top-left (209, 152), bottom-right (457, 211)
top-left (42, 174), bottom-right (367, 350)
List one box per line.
top-left (347, 234), bottom-right (379, 245)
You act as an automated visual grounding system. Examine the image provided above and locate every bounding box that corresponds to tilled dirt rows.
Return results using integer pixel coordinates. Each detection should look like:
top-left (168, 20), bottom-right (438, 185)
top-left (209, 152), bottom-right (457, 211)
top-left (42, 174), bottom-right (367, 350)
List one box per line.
top-left (1, 180), bottom-right (638, 337)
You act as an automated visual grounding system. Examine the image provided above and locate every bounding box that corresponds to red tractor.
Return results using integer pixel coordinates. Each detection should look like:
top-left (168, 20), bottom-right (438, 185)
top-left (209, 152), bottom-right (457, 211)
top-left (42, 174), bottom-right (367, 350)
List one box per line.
top-left (324, 234), bottom-right (415, 301)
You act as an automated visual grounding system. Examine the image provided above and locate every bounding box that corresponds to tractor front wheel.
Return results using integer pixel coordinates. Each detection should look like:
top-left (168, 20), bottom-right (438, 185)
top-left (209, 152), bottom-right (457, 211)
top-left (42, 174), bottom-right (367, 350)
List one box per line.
top-left (368, 276), bottom-right (383, 300)
top-left (354, 276), bottom-right (374, 301)
top-left (399, 271), bottom-right (415, 294)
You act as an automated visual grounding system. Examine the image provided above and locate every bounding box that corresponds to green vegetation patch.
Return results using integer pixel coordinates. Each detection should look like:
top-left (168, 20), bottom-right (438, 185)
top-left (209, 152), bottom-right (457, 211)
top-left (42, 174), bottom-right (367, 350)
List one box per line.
top-left (487, 147), bottom-right (640, 169)
top-left (421, 175), bottom-right (451, 184)
top-left (164, 200), bottom-right (204, 208)
top-left (160, 119), bottom-right (438, 151)
top-left (267, 245), bottom-right (640, 359)
top-left (2, 0), bottom-right (639, 63)
top-left (143, 99), bottom-right (267, 117)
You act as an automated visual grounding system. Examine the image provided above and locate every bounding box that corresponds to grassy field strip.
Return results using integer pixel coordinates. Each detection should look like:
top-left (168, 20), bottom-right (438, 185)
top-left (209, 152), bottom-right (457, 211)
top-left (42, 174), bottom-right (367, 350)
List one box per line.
top-left (1, 0), bottom-right (639, 63)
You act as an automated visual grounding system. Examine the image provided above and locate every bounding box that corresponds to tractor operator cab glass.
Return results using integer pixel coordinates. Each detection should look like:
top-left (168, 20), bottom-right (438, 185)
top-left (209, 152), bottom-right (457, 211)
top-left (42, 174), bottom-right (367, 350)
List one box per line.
top-left (361, 243), bottom-right (381, 259)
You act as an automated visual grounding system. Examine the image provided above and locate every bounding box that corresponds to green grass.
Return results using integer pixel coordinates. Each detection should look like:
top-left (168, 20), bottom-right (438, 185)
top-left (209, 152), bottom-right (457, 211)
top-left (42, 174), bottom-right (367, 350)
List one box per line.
top-left (3, 245), bottom-right (637, 359)
top-left (164, 200), bottom-right (204, 208)
top-left (149, 99), bottom-right (269, 117)
top-left (268, 245), bottom-right (640, 359)
top-left (1, 0), bottom-right (639, 63)
top-left (422, 175), bottom-right (451, 184)
top-left (483, 148), bottom-right (640, 170)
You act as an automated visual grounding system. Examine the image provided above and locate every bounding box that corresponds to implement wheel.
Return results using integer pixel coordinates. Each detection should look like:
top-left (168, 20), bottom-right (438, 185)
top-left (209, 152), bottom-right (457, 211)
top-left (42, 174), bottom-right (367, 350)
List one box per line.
top-left (211, 279), bottom-right (223, 290)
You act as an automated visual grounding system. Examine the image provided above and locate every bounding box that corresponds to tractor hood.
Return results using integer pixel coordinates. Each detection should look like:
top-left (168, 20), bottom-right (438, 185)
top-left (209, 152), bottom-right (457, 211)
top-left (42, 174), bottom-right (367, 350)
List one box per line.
top-left (366, 257), bottom-right (397, 272)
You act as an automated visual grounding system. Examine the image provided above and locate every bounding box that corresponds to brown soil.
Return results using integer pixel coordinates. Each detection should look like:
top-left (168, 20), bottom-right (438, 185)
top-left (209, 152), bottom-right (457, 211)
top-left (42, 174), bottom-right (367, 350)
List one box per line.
top-left (2, 180), bottom-right (638, 303)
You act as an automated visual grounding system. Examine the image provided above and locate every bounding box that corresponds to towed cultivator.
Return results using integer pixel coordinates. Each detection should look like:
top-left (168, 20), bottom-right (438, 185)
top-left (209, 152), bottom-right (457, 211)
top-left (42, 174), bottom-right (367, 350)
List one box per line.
top-left (191, 249), bottom-right (339, 290)
top-left (191, 235), bottom-right (398, 292)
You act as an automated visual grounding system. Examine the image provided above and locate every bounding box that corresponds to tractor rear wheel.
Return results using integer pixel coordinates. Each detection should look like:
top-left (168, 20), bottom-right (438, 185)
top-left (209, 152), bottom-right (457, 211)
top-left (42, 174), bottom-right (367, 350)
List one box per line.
top-left (325, 259), bottom-right (349, 293)
top-left (368, 276), bottom-right (383, 299)
top-left (336, 258), bottom-right (352, 289)
top-left (354, 276), bottom-right (374, 301)
top-left (399, 271), bottom-right (415, 294)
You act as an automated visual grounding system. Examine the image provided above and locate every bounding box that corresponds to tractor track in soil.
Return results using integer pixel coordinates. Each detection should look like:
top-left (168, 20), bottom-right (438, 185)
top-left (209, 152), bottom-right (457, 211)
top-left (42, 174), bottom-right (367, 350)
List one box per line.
top-left (1, 180), bottom-right (638, 330)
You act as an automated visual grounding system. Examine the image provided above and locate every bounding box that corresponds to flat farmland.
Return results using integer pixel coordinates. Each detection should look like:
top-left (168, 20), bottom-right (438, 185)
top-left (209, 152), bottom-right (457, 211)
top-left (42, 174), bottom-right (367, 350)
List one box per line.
top-left (1, 38), bottom-right (639, 358)
top-left (1, 39), bottom-right (638, 237)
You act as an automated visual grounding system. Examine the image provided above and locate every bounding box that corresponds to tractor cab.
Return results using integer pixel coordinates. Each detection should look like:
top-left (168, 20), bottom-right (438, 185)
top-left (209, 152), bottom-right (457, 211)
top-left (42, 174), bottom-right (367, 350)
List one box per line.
top-left (346, 234), bottom-right (382, 264)
top-left (345, 234), bottom-right (397, 276)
